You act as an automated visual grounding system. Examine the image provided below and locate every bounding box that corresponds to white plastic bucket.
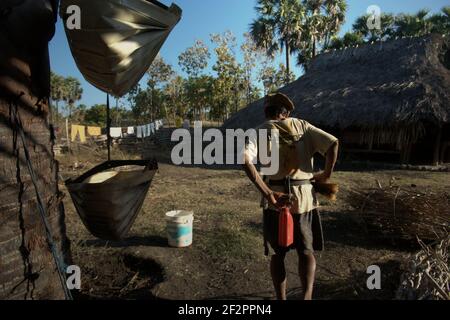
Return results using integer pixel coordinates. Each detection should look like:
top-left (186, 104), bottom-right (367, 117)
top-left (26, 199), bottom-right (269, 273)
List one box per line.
top-left (165, 211), bottom-right (194, 248)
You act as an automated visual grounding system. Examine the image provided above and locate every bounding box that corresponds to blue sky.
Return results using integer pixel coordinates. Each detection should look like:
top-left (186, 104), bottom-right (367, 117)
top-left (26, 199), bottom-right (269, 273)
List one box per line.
top-left (49, 0), bottom-right (449, 107)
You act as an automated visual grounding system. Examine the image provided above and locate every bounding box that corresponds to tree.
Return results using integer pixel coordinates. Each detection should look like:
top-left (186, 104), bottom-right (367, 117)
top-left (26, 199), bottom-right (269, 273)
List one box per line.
top-left (241, 33), bottom-right (264, 106)
top-left (50, 72), bottom-right (66, 123)
top-left (302, 0), bottom-right (326, 59)
top-left (84, 104), bottom-right (107, 126)
top-left (250, 0), bottom-right (305, 84)
top-left (394, 10), bottom-right (432, 38)
top-left (164, 75), bottom-right (187, 124)
top-left (178, 40), bottom-right (211, 120)
top-left (130, 88), bottom-right (152, 122)
top-left (290, 1), bottom-right (347, 72)
top-left (322, 0), bottom-right (348, 48)
top-left (146, 55), bottom-right (174, 121)
top-left (428, 7), bottom-right (450, 35)
top-left (72, 104), bottom-right (87, 124)
top-left (352, 13), bottom-right (395, 42)
top-left (327, 31), bottom-right (364, 50)
top-left (178, 40), bottom-right (210, 78)
top-left (63, 76), bottom-right (83, 119)
top-left (211, 31), bottom-right (245, 120)
top-left (259, 62), bottom-right (294, 94)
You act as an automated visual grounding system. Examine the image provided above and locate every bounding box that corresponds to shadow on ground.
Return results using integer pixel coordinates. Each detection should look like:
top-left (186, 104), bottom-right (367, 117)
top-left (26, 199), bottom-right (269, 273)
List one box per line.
top-left (83, 236), bottom-right (169, 249)
top-left (73, 252), bottom-right (166, 300)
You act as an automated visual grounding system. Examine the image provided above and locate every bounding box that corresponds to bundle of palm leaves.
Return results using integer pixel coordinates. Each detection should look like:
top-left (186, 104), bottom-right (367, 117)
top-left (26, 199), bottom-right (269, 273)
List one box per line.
top-left (347, 182), bottom-right (449, 245)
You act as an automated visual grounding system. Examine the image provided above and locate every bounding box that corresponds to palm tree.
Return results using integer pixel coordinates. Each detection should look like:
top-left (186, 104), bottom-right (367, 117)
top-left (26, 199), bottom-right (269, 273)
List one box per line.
top-left (322, 0), bottom-right (347, 48)
top-left (64, 77), bottom-right (83, 119)
top-left (429, 7), bottom-right (450, 35)
top-left (327, 31), bottom-right (364, 50)
top-left (295, 0), bottom-right (347, 71)
top-left (394, 10), bottom-right (432, 37)
top-left (303, 0), bottom-right (326, 58)
top-left (353, 13), bottom-right (395, 41)
top-left (50, 72), bottom-right (66, 123)
top-left (250, 0), bottom-right (305, 84)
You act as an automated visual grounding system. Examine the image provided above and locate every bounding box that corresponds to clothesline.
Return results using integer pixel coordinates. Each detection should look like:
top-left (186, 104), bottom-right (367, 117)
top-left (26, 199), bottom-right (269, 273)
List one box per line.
top-left (70, 119), bottom-right (164, 142)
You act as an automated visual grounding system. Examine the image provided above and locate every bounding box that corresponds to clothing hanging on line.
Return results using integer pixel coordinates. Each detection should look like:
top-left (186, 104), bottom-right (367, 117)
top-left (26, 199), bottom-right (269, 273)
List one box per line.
top-left (136, 126), bottom-right (144, 138)
top-left (87, 126), bottom-right (102, 136)
top-left (71, 125), bottom-right (86, 143)
top-left (127, 127), bottom-right (135, 135)
top-left (110, 127), bottom-right (122, 138)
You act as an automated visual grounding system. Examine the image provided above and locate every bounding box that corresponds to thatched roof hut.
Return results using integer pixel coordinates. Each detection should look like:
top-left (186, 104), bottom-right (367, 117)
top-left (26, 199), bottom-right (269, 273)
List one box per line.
top-left (224, 34), bottom-right (450, 165)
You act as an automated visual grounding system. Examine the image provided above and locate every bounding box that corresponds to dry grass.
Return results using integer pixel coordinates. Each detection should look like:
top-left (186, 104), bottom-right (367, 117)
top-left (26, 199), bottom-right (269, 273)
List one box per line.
top-left (345, 180), bottom-right (449, 246)
top-left (397, 237), bottom-right (449, 300)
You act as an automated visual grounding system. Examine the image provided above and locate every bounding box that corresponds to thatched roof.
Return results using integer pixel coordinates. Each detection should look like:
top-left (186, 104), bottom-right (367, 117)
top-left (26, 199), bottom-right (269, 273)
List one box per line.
top-left (223, 34), bottom-right (450, 132)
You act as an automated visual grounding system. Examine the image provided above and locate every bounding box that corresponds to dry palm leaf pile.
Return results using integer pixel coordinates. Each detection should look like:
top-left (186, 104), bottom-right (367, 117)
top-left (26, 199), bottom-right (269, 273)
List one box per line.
top-left (347, 180), bottom-right (449, 246)
top-left (396, 237), bottom-right (449, 300)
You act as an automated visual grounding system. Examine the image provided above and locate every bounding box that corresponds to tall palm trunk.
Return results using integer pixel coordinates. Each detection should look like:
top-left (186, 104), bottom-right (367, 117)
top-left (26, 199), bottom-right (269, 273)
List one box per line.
top-left (285, 40), bottom-right (291, 84)
top-left (0, 0), bottom-right (71, 300)
top-left (312, 37), bottom-right (317, 58)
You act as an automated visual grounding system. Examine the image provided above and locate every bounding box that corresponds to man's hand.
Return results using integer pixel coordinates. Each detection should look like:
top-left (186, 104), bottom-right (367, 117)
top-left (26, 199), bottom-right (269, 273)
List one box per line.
top-left (312, 171), bottom-right (331, 183)
top-left (267, 191), bottom-right (290, 208)
top-left (313, 141), bottom-right (339, 183)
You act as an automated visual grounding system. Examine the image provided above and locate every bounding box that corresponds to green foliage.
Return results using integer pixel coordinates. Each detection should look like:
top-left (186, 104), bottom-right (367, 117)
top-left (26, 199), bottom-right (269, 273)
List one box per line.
top-left (178, 40), bottom-right (210, 78)
top-left (64, 76), bottom-right (83, 118)
top-left (329, 6), bottom-right (450, 52)
top-left (250, 0), bottom-right (306, 83)
top-left (211, 31), bottom-right (246, 120)
top-left (84, 104), bottom-right (107, 126)
top-left (250, 1), bottom-right (348, 74)
top-left (328, 31), bottom-right (364, 50)
top-left (50, 72), bottom-right (83, 121)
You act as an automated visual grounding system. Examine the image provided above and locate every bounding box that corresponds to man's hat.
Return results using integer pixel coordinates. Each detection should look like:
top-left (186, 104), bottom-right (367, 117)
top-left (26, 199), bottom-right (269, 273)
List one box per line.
top-left (264, 92), bottom-right (295, 112)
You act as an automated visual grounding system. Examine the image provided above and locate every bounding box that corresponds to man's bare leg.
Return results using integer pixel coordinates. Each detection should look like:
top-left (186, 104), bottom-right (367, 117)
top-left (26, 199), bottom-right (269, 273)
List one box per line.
top-left (270, 253), bottom-right (287, 300)
top-left (298, 251), bottom-right (316, 300)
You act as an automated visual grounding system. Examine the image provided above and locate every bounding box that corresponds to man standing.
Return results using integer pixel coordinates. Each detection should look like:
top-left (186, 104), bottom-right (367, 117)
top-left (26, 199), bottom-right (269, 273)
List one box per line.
top-left (243, 93), bottom-right (339, 300)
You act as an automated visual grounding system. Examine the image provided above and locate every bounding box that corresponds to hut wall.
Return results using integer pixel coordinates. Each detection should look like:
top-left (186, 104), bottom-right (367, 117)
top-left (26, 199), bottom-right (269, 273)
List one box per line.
top-left (339, 122), bottom-right (447, 165)
top-left (440, 124), bottom-right (450, 164)
top-left (340, 127), bottom-right (402, 163)
top-left (0, 2), bottom-right (71, 300)
top-left (409, 122), bottom-right (449, 165)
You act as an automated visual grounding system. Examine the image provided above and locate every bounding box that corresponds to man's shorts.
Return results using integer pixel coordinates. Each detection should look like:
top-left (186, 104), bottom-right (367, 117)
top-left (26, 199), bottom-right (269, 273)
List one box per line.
top-left (263, 209), bottom-right (324, 256)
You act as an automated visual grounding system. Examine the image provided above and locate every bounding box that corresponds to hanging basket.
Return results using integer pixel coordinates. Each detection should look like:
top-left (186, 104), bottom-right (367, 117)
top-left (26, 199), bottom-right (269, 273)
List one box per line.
top-left (65, 160), bottom-right (158, 240)
top-left (60, 0), bottom-right (182, 97)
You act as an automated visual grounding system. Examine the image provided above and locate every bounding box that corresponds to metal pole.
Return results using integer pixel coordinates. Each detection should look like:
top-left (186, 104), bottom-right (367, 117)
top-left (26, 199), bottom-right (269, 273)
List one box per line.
top-left (106, 93), bottom-right (111, 161)
top-left (65, 118), bottom-right (70, 154)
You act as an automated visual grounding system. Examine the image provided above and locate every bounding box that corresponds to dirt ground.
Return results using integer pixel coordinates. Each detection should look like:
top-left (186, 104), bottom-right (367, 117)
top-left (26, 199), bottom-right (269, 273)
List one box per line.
top-left (57, 142), bottom-right (450, 300)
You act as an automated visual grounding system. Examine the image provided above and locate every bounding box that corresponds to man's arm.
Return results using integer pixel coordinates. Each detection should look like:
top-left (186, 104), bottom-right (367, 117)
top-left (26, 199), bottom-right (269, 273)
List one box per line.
top-left (313, 140), bottom-right (339, 182)
top-left (243, 155), bottom-right (287, 208)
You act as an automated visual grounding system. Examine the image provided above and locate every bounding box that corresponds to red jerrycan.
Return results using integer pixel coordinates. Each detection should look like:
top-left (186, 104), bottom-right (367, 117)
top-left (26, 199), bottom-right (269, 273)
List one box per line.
top-left (278, 206), bottom-right (294, 248)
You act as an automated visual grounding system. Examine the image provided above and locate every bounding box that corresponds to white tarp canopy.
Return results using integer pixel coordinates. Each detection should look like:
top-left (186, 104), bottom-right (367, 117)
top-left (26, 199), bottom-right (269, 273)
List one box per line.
top-left (60, 0), bottom-right (182, 97)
